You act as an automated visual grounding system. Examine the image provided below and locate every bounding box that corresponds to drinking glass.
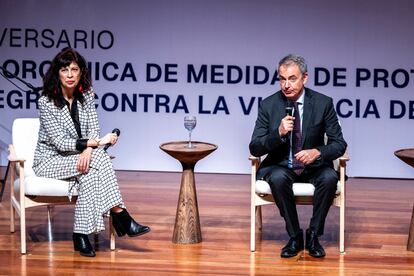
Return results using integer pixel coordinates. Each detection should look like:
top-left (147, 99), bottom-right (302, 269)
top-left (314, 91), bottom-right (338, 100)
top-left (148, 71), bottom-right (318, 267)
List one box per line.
top-left (184, 115), bottom-right (197, 148)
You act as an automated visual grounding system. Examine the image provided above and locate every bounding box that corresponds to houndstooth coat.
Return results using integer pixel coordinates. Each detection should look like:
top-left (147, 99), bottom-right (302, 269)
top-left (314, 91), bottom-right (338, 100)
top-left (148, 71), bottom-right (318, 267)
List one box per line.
top-left (33, 88), bottom-right (125, 234)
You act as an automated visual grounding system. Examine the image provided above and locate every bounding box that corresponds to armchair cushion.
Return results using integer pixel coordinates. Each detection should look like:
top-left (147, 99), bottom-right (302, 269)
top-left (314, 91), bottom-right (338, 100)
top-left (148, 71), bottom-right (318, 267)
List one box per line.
top-left (13, 176), bottom-right (78, 197)
top-left (255, 180), bottom-right (341, 196)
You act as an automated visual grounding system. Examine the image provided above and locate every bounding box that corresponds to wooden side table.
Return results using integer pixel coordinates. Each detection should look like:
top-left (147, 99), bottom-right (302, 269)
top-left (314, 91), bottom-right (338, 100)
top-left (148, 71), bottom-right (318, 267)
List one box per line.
top-left (160, 141), bottom-right (217, 244)
top-left (394, 148), bottom-right (414, 251)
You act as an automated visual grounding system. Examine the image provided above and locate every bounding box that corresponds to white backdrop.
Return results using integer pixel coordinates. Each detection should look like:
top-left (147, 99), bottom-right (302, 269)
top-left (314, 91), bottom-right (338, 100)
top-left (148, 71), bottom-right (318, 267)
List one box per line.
top-left (1, 0), bottom-right (414, 178)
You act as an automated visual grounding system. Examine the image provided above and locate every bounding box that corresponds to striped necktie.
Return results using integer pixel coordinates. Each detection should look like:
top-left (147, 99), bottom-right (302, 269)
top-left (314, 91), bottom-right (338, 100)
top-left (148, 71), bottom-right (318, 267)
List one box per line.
top-left (292, 102), bottom-right (304, 174)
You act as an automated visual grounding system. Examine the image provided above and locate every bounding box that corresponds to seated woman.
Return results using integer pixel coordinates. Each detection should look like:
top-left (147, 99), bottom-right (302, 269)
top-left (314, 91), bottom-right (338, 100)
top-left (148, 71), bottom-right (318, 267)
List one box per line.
top-left (32, 47), bottom-right (150, 257)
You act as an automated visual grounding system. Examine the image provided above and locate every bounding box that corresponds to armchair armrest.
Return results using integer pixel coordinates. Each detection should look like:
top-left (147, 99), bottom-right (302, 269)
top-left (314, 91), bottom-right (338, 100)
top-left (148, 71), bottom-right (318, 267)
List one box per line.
top-left (8, 145), bottom-right (26, 163)
top-left (249, 155), bottom-right (260, 161)
top-left (338, 151), bottom-right (350, 167)
top-left (8, 144), bottom-right (27, 199)
top-left (8, 144), bottom-right (27, 185)
top-left (249, 155), bottom-right (260, 167)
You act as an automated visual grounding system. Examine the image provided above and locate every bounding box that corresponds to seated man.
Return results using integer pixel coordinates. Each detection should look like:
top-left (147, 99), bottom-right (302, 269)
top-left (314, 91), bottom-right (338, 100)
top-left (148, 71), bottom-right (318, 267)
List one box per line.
top-left (249, 54), bottom-right (347, 258)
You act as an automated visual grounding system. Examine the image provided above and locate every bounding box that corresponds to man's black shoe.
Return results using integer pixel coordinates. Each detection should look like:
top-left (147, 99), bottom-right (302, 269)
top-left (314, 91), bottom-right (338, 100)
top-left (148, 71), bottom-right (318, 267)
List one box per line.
top-left (305, 229), bottom-right (326, 258)
top-left (281, 229), bottom-right (304, 258)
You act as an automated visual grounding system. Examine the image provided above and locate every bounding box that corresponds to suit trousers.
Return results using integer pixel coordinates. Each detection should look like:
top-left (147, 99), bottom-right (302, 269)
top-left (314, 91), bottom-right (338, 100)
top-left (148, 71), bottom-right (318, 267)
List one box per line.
top-left (73, 149), bottom-right (125, 234)
top-left (257, 164), bottom-right (338, 237)
top-left (33, 148), bottom-right (125, 234)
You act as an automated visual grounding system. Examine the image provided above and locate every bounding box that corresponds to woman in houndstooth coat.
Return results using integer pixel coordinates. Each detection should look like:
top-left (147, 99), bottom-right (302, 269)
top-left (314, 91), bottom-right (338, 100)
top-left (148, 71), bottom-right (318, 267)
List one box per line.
top-left (33, 48), bottom-right (150, 257)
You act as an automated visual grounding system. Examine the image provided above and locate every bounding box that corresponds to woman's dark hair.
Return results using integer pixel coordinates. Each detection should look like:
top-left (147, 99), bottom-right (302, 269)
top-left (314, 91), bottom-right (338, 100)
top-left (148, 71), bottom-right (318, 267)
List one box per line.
top-left (42, 47), bottom-right (91, 107)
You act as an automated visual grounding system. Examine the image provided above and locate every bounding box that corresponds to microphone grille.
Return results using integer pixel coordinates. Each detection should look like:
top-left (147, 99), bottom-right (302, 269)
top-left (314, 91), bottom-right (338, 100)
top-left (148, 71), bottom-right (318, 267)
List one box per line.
top-left (285, 101), bottom-right (293, 116)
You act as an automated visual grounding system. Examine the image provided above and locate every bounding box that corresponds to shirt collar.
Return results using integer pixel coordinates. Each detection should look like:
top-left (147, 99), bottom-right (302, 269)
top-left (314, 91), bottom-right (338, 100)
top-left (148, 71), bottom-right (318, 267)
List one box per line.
top-left (296, 89), bottom-right (305, 105)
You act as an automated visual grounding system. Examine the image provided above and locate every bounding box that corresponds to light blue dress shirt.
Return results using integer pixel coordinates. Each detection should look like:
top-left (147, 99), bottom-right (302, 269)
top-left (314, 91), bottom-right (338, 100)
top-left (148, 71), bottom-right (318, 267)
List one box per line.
top-left (288, 90), bottom-right (304, 168)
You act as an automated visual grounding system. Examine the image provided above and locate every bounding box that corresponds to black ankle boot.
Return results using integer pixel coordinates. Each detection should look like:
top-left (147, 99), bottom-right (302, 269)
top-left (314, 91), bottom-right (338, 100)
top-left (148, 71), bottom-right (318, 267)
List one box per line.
top-left (73, 233), bottom-right (96, 257)
top-left (110, 209), bottom-right (151, 237)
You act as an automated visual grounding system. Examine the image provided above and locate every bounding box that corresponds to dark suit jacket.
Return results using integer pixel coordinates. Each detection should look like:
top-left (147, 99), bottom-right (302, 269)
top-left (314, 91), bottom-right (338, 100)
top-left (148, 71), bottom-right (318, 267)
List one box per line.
top-left (249, 87), bottom-right (347, 172)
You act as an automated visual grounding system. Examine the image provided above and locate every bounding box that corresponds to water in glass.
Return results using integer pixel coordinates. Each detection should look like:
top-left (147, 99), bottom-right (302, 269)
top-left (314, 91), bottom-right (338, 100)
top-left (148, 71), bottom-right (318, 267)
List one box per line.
top-left (184, 116), bottom-right (196, 148)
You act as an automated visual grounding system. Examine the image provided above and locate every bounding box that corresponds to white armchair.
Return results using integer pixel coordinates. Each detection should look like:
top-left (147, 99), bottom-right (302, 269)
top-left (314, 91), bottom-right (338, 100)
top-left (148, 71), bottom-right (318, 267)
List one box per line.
top-left (250, 153), bottom-right (349, 254)
top-left (8, 118), bottom-right (115, 254)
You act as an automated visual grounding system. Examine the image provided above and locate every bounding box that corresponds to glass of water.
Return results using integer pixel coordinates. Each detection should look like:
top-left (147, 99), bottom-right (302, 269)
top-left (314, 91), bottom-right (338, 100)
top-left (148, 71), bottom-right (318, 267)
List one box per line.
top-left (184, 115), bottom-right (197, 148)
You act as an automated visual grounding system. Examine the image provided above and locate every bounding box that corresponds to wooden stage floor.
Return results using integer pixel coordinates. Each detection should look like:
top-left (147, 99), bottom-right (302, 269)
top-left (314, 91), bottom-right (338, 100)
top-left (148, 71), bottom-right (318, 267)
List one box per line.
top-left (0, 171), bottom-right (413, 275)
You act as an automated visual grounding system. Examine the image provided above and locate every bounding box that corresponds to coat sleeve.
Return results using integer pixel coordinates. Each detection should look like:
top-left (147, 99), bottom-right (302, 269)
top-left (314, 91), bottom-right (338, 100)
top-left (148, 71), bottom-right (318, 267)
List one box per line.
top-left (317, 98), bottom-right (347, 162)
top-left (249, 101), bottom-right (287, 157)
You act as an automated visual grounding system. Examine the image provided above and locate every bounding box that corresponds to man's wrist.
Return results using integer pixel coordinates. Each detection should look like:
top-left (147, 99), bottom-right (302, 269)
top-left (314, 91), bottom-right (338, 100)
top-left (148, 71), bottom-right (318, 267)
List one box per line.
top-left (314, 149), bottom-right (322, 160)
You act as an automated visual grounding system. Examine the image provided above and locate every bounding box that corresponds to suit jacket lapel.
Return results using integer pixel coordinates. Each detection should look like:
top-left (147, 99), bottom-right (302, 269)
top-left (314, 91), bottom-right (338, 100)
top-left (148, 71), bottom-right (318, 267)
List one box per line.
top-left (78, 100), bottom-right (88, 137)
top-left (301, 88), bottom-right (314, 147)
top-left (60, 104), bottom-right (79, 138)
top-left (278, 92), bottom-right (288, 113)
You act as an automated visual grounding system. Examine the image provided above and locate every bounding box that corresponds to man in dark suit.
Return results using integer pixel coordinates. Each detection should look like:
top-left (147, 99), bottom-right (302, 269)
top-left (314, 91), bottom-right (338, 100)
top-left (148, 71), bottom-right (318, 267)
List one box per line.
top-left (249, 54), bottom-right (347, 258)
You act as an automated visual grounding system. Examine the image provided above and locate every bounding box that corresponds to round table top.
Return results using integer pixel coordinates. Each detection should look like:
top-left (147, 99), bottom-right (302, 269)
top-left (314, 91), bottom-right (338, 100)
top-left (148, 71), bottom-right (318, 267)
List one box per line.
top-left (160, 141), bottom-right (218, 164)
top-left (394, 148), bottom-right (414, 168)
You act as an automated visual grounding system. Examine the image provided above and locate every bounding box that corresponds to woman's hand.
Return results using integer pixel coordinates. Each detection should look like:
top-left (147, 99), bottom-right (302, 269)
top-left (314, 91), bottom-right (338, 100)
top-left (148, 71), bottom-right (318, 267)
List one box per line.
top-left (99, 132), bottom-right (119, 147)
top-left (77, 147), bottom-right (93, 173)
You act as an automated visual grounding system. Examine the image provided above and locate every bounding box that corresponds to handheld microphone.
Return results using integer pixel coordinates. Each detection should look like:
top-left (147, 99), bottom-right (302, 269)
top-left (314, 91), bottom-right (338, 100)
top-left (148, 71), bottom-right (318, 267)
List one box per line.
top-left (285, 102), bottom-right (293, 140)
top-left (285, 101), bottom-right (293, 116)
top-left (104, 128), bottom-right (121, 151)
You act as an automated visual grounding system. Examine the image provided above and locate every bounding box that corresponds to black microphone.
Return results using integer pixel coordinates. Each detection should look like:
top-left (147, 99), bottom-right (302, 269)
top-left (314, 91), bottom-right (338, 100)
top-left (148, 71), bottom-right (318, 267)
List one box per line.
top-left (104, 128), bottom-right (121, 151)
top-left (285, 101), bottom-right (293, 116)
top-left (0, 65), bottom-right (43, 93)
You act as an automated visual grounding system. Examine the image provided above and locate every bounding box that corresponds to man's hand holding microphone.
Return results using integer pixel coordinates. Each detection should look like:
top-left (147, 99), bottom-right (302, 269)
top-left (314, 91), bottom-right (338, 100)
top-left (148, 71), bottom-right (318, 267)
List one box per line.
top-left (278, 103), bottom-right (320, 165)
top-left (279, 102), bottom-right (295, 137)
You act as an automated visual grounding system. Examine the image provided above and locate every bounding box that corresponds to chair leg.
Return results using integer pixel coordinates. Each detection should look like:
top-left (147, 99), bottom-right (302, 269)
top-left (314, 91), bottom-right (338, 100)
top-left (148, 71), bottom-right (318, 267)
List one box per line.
top-left (251, 205), bottom-right (264, 252)
top-left (339, 202), bottom-right (345, 254)
top-left (10, 199), bottom-right (15, 233)
top-left (250, 199), bottom-right (256, 252)
top-left (47, 206), bottom-right (54, 241)
top-left (20, 204), bottom-right (26, 254)
top-left (256, 206), bottom-right (262, 230)
top-left (9, 171), bottom-right (15, 233)
top-left (0, 162), bottom-right (10, 202)
top-left (109, 216), bottom-right (115, 250)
